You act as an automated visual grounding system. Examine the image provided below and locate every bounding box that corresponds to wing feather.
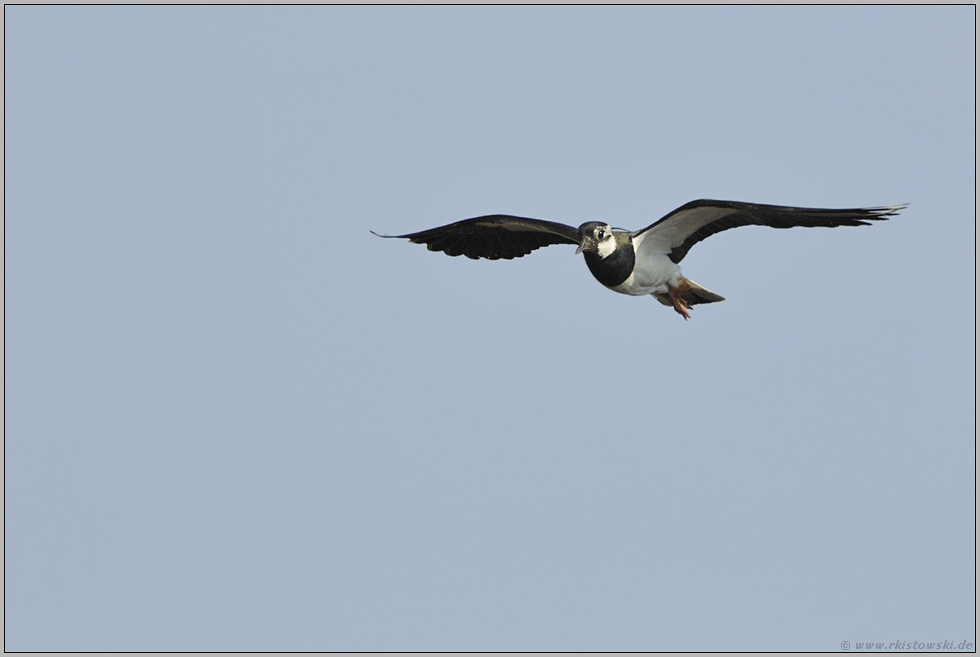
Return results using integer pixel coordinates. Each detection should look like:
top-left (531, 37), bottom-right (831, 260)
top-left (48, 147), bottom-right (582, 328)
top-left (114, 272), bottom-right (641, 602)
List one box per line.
top-left (633, 199), bottom-right (906, 264)
top-left (373, 215), bottom-right (580, 260)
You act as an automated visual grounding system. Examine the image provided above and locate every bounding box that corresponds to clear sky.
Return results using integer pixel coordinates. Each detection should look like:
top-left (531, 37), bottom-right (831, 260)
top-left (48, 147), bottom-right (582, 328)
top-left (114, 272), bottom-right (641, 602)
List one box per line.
top-left (5, 6), bottom-right (975, 651)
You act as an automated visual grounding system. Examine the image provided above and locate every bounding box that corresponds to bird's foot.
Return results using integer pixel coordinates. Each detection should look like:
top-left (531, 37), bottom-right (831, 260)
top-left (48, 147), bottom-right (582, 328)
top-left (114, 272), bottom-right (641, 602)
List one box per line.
top-left (668, 289), bottom-right (691, 320)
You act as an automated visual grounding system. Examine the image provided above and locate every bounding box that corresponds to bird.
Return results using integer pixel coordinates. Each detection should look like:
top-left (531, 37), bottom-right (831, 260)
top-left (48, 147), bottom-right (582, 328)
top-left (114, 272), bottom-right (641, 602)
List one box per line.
top-left (373, 199), bottom-right (905, 319)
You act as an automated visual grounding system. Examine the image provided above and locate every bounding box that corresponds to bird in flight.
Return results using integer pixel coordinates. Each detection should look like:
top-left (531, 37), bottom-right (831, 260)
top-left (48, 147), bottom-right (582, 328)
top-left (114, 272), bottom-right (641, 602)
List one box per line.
top-left (373, 199), bottom-right (905, 319)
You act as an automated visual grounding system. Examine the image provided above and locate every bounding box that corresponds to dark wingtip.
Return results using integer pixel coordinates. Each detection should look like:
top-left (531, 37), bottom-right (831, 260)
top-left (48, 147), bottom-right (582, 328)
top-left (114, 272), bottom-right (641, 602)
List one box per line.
top-left (870, 203), bottom-right (908, 218)
top-left (851, 204), bottom-right (908, 225)
top-left (370, 230), bottom-right (399, 238)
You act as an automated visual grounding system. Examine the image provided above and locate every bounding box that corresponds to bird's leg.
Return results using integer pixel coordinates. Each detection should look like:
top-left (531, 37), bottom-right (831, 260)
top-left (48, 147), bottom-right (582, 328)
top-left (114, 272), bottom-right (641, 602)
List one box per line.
top-left (668, 288), bottom-right (691, 320)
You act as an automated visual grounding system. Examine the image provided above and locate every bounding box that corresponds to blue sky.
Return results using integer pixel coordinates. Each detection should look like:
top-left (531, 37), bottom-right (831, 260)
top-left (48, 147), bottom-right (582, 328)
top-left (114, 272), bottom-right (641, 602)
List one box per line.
top-left (5, 6), bottom-right (975, 651)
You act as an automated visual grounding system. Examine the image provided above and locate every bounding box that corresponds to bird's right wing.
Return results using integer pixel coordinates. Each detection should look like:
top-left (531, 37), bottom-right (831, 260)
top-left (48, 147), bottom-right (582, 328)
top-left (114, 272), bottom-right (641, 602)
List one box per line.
top-left (372, 215), bottom-right (580, 260)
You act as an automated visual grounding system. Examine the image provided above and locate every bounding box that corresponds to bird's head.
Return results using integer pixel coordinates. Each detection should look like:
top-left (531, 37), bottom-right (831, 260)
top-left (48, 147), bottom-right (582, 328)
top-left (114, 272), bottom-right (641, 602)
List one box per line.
top-left (576, 222), bottom-right (619, 258)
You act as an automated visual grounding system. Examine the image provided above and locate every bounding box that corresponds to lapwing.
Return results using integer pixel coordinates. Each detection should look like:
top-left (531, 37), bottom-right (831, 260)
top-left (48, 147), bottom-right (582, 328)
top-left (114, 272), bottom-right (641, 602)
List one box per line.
top-left (373, 199), bottom-right (905, 319)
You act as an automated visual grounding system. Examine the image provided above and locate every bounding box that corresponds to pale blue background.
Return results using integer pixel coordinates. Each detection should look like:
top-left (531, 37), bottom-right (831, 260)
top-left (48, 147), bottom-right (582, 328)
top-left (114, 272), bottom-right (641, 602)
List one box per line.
top-left (5, 6), bottom-right (975, 651)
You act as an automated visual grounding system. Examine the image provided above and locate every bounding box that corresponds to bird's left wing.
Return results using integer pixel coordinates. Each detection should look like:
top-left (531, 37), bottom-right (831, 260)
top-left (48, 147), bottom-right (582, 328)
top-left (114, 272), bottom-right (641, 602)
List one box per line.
top-left (633, 199), bottom-right (906, 264)
top-left (372, 215), bottom-right (580, 260)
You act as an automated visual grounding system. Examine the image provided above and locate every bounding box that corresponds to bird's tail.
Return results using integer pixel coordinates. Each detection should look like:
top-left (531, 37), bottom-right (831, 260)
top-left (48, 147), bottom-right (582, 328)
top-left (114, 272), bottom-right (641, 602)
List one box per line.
top-left (653, 278), bottom-right (726, 307)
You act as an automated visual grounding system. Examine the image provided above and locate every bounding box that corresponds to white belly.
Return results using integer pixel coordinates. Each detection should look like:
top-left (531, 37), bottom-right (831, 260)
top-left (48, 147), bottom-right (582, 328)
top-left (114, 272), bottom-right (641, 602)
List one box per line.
top-left (611, 252), bottom-right (683, 296)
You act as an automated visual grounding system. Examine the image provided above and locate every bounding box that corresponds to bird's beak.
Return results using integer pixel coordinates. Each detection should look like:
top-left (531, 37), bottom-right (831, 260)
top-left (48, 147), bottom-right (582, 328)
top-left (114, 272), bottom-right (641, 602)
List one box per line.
top-left (575, 238), bottom-right (594, 255)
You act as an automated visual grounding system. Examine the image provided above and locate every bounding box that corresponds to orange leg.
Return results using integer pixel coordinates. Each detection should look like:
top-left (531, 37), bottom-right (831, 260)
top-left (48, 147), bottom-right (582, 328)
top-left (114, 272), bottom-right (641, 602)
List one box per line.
top-left (668, 288), bottom-right (691, 320)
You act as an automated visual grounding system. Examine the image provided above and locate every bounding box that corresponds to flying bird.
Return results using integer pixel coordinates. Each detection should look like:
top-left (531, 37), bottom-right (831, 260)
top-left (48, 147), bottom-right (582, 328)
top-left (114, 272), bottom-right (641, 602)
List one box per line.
top-left (373, 199), bottom-right (905, 319)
